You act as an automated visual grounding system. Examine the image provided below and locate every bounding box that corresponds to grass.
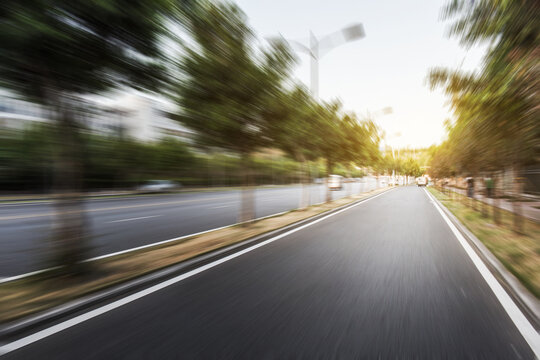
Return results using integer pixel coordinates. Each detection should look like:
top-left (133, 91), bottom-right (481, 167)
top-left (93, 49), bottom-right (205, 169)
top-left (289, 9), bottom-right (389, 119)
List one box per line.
top-left (429, 187), bottom-right (540, 298)
top-left (0, 187), bottom-right (391, 324)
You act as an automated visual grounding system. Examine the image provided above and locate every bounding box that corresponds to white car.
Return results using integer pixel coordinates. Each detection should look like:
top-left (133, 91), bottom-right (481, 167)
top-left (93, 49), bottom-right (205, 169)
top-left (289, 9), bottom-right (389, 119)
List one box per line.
top-left (416, 177), bottom-right (427, 187)
top-left (137, 180), bottom-right (180, 193)
top-left (328, 174), bottom-right (343, 191)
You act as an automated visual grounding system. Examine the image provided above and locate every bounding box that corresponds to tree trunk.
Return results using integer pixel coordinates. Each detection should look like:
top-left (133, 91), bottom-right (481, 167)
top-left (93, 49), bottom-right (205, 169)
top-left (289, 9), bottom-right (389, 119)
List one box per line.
top-left (325, 160), bottom-right (333, 203)
top-left (493, 172), bottom-right (501, 225)
top-left (239, 153), bottom-right (255, 224)
top-left (298, 155), bottom-right (309, 209)
top-left (346, 166), bottom-right (352, 197)
top-left (51, 104), bottom-right (90, 274)
top-left (471, 177), bottom-right (477, 211)
top-left (481, 176), bottom-right (488, 218)
top-left (306, 161), bottom-right (311, 206)
top-left (512, 166), bottom-right (524, 233)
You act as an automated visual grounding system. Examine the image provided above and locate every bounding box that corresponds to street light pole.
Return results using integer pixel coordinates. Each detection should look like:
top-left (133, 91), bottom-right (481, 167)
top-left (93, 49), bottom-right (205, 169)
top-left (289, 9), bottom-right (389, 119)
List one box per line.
top-left (310, 31), bottom-right (319, 98)
top-left (268, 23), bottom-right (365, 99)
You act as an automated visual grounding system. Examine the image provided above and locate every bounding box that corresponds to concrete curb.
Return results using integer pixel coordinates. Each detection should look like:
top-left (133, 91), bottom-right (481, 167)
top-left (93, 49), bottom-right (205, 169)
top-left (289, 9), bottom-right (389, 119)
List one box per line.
top-left (427, 188), bottom-right (540, 330)
top-left (0, 187), bottom-right (394, 342)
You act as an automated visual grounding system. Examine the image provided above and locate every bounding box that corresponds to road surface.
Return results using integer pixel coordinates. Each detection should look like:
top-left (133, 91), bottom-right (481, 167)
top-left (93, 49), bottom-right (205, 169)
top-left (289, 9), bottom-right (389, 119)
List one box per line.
top-left (0, 181), bottom-right (377, 278)
top-left (1, 186), bottom-right (536, 359)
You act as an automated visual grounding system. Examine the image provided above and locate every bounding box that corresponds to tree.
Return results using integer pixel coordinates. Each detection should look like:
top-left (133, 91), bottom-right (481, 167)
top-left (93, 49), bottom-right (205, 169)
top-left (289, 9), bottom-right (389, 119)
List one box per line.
top-left (339, 113), bottom-right (380, 194)
top-left (403, 157), bottom-right (423, 181)
top-left (264, 85), bottom-right (320, 208)
top-left (428, 0), bottom-right (539, 232)
top-left (173, 1), bottom-right (295, 222)
top-left (309, 101), bottom-right (346, 201)
top-left (0, 0), bottom-right (173, 272)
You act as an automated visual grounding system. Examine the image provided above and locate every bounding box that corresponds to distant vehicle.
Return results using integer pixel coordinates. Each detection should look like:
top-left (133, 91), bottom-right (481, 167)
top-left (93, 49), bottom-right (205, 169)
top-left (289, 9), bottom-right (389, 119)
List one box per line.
top-left (137, 180), bottom-right (180, 193)
top-left (314, 178), bottom-right (324, 184)
top-left (328, 174), bottom-right (343, 191)
top-left (416, 177), bottom-right (427, 187)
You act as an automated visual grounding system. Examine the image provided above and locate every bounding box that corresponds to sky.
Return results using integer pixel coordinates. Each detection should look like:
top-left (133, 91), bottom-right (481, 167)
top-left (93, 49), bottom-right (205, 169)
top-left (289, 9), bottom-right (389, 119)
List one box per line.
top-left (234, 0), bottom-right (487, 149)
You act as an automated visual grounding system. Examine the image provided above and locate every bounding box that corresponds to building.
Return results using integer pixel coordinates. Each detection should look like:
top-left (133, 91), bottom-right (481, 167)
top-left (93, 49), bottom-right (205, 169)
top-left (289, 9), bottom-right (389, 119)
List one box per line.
top-left (0, 92), bottom-right (194, 144)
top-left (0, 95), bottom-right (48, 131)
top-left (97, 93), bottom-right (195, 143)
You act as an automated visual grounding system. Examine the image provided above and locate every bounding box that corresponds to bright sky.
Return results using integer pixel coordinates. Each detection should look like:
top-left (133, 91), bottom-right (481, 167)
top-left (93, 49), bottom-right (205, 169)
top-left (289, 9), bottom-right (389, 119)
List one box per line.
top-left (234, 0), bottom-right (486, 149)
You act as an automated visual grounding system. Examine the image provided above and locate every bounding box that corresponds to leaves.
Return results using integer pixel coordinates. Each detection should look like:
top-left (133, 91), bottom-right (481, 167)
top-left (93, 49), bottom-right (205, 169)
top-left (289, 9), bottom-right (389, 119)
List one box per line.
top-left (429, 0), bottom-right (539, 177)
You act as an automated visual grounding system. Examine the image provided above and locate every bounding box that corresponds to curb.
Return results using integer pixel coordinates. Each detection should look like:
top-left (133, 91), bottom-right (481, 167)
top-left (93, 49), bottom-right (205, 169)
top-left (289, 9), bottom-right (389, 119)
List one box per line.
top-left (0, 187), bottom-right (394, 342)
top-left (426, 188), bottom-right (540, 330)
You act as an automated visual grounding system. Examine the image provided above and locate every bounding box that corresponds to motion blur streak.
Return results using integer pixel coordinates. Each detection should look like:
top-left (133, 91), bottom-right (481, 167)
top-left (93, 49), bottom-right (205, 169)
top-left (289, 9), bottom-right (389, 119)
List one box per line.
top-left (0, 0), bottom-right (538, 358)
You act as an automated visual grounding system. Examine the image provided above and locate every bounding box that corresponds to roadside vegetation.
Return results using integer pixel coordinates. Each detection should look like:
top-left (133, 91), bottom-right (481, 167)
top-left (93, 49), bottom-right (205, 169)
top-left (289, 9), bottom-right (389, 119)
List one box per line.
top-left (1, 125), bottom-right (368, 193)
top-left (427, 0), bottom-right (539, 233)
top-left (429, 187), bottom-right (540, 298)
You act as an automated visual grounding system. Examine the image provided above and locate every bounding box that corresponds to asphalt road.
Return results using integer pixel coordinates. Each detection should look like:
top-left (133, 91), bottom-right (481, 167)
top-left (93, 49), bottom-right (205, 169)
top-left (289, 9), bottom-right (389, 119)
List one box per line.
top-left (0, 181), bottom-right (378, 278)
top-left (1, 186), bottom-right (536, 359)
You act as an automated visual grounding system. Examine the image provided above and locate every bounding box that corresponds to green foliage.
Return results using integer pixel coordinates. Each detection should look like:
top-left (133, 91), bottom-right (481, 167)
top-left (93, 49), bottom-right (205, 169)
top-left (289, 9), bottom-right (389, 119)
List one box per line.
top-left (0, 127), bottom-right (320, 191)
top-left (173, 1), bottom-right (295, 155)
top-left (0, 0), bottom-right (178, 267)
top-left (172, 1), bottom-right (382, 186)
top-left (0, 0), bottom-right (173, 102)
top-left (402, 157), bottom-right (423, 178)
top-left (0, 125), bottom-right (55, 191)
top-left (428, 0), bottom-right (539, 177)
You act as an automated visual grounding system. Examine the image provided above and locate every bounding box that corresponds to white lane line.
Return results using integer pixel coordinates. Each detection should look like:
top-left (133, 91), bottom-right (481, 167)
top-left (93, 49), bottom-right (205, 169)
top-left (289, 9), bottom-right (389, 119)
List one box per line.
top-left (84, 210), bottom-right (289, 262)
top-left (0, 267), bottom-right (62, 284)
top-left (423, 188), bottom-right (540, 358)
top-left (0, 189), bottom-right (393, 356)
top-left (106, 215), bottom-right (161, 224)
top-left (211, 205), bottom-right (232, 209)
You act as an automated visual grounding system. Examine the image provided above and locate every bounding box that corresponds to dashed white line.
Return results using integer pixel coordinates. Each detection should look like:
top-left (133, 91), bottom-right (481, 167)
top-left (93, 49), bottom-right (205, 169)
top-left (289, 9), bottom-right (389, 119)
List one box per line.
top-left (211, 205), bottom-right (232, 209)
top-left (107, 215), bottom-right (161, 223)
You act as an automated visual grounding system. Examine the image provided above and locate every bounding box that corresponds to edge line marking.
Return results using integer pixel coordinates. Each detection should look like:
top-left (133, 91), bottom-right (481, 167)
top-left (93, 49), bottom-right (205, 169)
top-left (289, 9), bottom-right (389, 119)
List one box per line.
top-left (423, 188), bottom-right (540, 358)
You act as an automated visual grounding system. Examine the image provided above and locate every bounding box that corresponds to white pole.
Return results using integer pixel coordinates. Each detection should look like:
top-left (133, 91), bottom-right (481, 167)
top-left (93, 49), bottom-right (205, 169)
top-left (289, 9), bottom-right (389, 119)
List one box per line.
top-left (310, 31), bottom-right (319, 99)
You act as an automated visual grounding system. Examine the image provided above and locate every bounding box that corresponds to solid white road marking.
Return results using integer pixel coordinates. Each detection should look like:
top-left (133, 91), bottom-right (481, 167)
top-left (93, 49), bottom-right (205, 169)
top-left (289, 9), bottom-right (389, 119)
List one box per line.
top-left (0, 189), bottom-right (393, 356)
top-left (0, 267), bottom-right (62, 284)
top-left (107, 215), bottom-right (161, 223)
top-left (423, 188), bottom-right (540, 358)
